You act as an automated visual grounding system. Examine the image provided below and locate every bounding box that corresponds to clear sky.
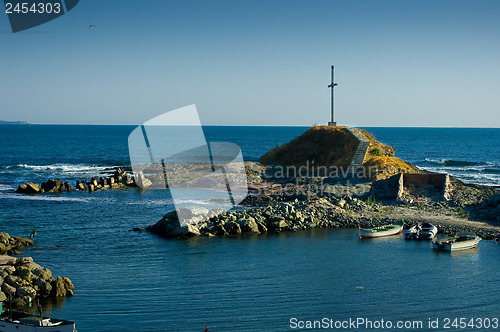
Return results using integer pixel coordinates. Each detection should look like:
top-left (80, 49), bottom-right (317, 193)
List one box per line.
top-left (1, 0), bottom-right (499, 127)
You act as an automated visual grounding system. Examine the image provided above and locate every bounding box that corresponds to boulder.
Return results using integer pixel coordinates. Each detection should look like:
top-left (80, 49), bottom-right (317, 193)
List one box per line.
top-left (0, 232), bottom-right (10, 244)
top-left (53, 276), bottom-right (67, 297)
top-left (114, 167), bottom-right (125, 179)
top-left (64, 182), bottom-right (73, 191)
top-left (165, 224), bottom-right (201, 237)
top-left (1, 282), bottom-right (16, 295)
top-left (135, 171), bottom-right (152, 188)
top-left (16, 286), bottom-right (36, 298)
top-left (0, 265), bottom-right (15, 274)
top-left (16, 182), bottom-right (41, 194)
top-left (14, 266), bottom-right (32, 281)
top-left (256, 221), bottom-right (268, 233)
top-left (238, 217), bottom-right (260, 233)
top-left (12, 238), bottom-right (34, 250)
top-left (5, 274), bottom-right (23, 288)
top-left (123, 173), bottom-right (133, 184)
top-left (42, 178), bottom-right (64, 193)
top-left (224, 221), bottom-right (241, 235)
top-left (14, 256), bottom-right (33, 265)
top-left (15, 184), bottom-right (27, 193)
top-left (63, 277), bottom-right (74, 291)
top-left (33, 267), bottom-right (53, 282)
top-left (213, 224), bottom-right (227, 236)
top-left (0, 291), bottom-right (6, 302)
top-left (177, 206), bottom-right (210, 225)
top-left (267, 216), bottom-right (288, 230)
top-left (33, 276), bottom-right (53, 296)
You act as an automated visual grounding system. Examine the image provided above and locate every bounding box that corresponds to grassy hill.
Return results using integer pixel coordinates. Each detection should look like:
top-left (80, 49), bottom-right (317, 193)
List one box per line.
top-left (260, 125), bottom-right (421, 180)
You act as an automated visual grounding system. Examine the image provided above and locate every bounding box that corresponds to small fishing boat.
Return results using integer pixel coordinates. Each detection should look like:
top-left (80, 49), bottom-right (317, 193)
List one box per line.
top-left (404, 223), bottom-right (438, 240)
top-left (0, 304), bottom-right (77, 332)
top-left (432, 233), bottom-right (481, 251)
top-left (359, 220), bottom-right (404, 238)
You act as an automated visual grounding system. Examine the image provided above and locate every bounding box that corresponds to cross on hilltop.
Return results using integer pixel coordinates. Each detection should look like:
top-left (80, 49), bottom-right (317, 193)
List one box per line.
top-left (328, 65), bottom-right (338, 126)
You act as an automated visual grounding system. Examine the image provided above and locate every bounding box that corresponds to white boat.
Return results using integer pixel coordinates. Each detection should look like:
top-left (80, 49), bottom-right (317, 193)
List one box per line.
top-left (420, 223), bottom-right (438, 240)
top-left (359, 220), bottom-right (404, 238)
top-left (0, 309), bottom-right (77, 332)
top-left (404, 223), bottom-right (438, 240)
top-left (432, 233), bottom-right (481, 251)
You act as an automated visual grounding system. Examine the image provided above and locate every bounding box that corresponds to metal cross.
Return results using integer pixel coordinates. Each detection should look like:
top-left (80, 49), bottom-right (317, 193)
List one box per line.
top-left (328, 65), bottom-right (338, 124)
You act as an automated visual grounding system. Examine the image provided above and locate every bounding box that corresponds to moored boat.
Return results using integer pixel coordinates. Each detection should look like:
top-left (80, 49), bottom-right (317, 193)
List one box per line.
top-left (432, 233), bottom-right (481, 251)
top-left (420, 222), bottom-right (438, 240)
top-left (404, 222), bottom-right (438, 240)
top-left (0, 305), bottom-right (77, 332)
top-left (359, 220), bottom-right (404, 238)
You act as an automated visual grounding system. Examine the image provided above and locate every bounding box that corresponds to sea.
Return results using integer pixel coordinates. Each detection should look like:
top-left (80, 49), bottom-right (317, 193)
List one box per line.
top-left (0, 125), bottom-right (499, 331)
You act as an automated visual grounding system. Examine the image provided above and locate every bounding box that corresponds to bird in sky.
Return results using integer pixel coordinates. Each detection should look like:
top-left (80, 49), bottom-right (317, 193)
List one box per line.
top-left (89, 25), bottom-right (95, 28)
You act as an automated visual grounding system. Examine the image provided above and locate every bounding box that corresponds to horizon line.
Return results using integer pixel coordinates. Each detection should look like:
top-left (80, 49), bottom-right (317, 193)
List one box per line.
top-left (5, 123), bottom-right (500, 129)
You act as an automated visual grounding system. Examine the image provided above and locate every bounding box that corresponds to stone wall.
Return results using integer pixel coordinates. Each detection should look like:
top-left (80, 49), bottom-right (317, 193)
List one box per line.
top-left (371, 173), bottom-right (451, 202)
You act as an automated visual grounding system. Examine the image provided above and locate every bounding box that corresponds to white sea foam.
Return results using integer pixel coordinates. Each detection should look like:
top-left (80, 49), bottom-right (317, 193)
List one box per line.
top-left (0, 184), bottom-right (15, 191)
top-left (127, 200), bottom-right (171, 206)
top-left (16, 163), bottom-right (111, 173)
top-left (0, 193), bottom-right (93, 202)
top-left (176, 199), bottom-right (212, 205)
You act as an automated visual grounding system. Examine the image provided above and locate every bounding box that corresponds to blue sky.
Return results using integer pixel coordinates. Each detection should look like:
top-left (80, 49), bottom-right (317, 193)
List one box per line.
top-left (1, 0), bottom-right (499, 127)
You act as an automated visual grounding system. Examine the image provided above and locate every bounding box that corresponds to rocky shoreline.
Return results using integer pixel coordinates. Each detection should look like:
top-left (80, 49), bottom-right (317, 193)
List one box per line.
top-left (0, 232), bottom-right (34, 255)
top-left (12, 162), bottom-right (500, 242)
top-left (0, 233), bottom-right (74, 308)
top-left (144, 192), bottom-right (500, 242)
top-left (15, 167), bottom-right (134, 194)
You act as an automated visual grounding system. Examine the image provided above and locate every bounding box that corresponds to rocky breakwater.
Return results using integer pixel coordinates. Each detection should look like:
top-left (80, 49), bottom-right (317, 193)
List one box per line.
top-left (0, 255), bottom-right (74, 307)
top-left (0, 232), bottom-right (33, 255)
top-left (145, 196), bottom-right (367, 238)
top-left (16, 167), bottom-right (134, 194)
top-left (0, 233), bottom-right (74, 307)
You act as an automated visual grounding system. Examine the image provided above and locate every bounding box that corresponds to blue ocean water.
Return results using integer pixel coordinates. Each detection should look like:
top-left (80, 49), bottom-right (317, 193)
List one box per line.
top-left (0, 125), bottom-right (499, 332)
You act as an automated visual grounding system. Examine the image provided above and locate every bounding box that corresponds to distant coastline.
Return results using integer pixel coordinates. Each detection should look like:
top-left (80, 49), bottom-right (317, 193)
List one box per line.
top-left (0, 120), bottom-right (29, 125)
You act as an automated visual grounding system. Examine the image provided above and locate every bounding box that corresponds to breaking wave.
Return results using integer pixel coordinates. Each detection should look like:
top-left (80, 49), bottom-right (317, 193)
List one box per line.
top-left (423, 158), bottom-right (483, 167)
top-left (13, 163), bottom-right (111, 173)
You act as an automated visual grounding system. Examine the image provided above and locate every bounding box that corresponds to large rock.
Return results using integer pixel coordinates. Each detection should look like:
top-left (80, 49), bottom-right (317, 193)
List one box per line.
top-left (237, 217), bottom-right (260, 233)
top-left (0, 291), bottom-right (6, 302)
top-left (165, 224), bottom-right (201, 237)
top-left (267, 216), bottom-right (288, 230)
top-left (224, 221), bottom-right (241, 235)
top-left (1, 282), bottom-right (16, 295)
top-left (33, 276), bottom-right (53, 296)
top-left (16, 182), bottom-right (41, 194)
top-left (177, 206), bottom-right (210, 225)
top-left (16, 286), bottom-right (36, 298)
top-left (41, 178), bottom-right (64, 193)
top-left (0, 232), bottom-right (10, 244)
top-left (76, 181), bottom-right (87, 191)
top-left (5, 274), bottom-right (23, 288)
top-left (14, 266), bottom-right (32, 281)
top-left (32, 267), bottom-right (53, 282)
top-left (53, 276), bottom-right (67, 297)
top-left (135, 171), bottom-right (152, 188)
